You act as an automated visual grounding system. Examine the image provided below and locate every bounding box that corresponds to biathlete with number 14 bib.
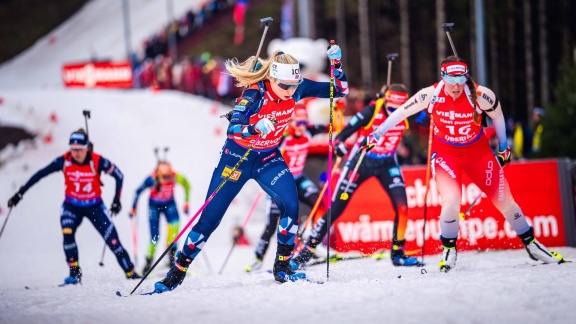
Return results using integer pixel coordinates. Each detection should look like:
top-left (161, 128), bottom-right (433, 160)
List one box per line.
top-left (360, 56), bottom-right (565, 271)
top-left (154, 45), bottom-right (348, 292)
top-left (7, 129), bottom-right (140, 285)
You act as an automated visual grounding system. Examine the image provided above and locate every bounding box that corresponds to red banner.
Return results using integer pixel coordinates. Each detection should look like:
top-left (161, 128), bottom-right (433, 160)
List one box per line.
top-left (62, 61), bottom-right (133, 88)
top-left (333, 159), bottom-right (567, 255)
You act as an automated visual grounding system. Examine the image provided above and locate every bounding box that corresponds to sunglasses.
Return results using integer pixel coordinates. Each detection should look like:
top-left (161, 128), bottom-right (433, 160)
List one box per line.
top-left (442, 74), bottom-right (467, 85)
top-left (294, 120), bottom-right (308, 127)
top-left (277, 78), bottom-right (303, 91)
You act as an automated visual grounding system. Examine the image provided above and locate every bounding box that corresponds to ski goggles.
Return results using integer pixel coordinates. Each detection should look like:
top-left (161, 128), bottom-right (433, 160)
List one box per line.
top-left (442, 73), bottom-right (467, 85)
top-left (276, 78), bottom-right (303, 90)
top-left (294, 120), bottom-right (308, 127)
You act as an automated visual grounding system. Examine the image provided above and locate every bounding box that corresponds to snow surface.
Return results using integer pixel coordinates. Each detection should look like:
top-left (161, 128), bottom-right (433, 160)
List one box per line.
top-left (1, 1), bottom-right (575, 323)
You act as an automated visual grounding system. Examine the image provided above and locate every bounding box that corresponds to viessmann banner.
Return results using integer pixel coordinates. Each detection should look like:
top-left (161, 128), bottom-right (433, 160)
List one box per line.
top-left (62, 61), bottom-right (133, 88)
top-left (333, 159), bottom-right (576, 255)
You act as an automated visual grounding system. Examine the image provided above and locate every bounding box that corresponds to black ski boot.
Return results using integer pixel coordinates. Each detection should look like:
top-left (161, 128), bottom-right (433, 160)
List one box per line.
top-left (273, 244), bottom-right (306, 283)
top-left (154, 252), bottom-right (193, 293)
top-left (63, 265), bottom-right (82, 285)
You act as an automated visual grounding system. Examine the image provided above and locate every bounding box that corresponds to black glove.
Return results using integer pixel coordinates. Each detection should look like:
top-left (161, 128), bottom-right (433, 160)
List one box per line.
top-left (7, 188), bottom-right (24, 208)
top-left (335, 139), bottom-right (348, 157)
top-left (8, 192), bottom-right (22, 208)
top-left (110, 197), bottom-right (122, 215)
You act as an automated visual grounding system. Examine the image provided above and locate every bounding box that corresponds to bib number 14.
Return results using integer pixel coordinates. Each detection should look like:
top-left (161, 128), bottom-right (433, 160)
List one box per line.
top-left (74, 182), bottom-right (93, 193)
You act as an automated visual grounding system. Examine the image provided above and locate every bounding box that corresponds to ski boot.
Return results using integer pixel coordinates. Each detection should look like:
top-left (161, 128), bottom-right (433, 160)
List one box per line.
top-left (63, 265), bottom-right (82, 285)
top-left (274, 244), bottom-right (306, 283)
top-left (391, 239), bottom-right (424, 267)
top-left (289, 245), bottom-right (316, 270)
top-left (519, 227), bottom-right (565, 264)
top-left (438, 236), bottom-right (457, 272)
top-left (125, 268), bottom-right (142, 279)
top-left (245, 256), bottom-right (263, 273)
top-left (154, 252), bottom-right (193, 293)
top-left (141, 257), bottom-right (153, 275)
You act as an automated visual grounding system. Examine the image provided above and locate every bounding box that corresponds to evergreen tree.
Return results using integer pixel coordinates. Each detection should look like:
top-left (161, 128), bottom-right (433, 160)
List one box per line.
top-left (537, 63), bottom-right (576, 159)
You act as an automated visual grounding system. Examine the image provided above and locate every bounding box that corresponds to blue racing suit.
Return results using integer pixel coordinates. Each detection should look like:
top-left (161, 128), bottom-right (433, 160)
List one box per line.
top-left (182, 72), bottom-right (348, 259)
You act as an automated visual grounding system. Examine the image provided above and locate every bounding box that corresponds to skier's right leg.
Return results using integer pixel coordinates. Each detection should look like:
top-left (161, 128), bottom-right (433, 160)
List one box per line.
top-left (60, 204), bottom-right (84, 285)
top-left (163, 202), bottom-right (180, 266)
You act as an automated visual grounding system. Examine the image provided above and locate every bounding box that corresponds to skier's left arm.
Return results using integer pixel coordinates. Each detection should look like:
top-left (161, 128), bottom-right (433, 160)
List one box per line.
top-left (99, 157), bottom-right (123, 213)
top-left (292, 45), bottom-right (348, 101)
top-left (476, 86), bottom-right (510, 166)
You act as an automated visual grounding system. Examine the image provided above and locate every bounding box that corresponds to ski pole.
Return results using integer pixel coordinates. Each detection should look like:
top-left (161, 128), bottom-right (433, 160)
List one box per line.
top-left (129, 136), bottom-right (262, 295)
top-left (459, 192), bottom-right (483, 220)
top-left (99, 208), bottom-right (121, 267)
top-left (339, 149), bottom-right (366, 201)
top-left (218, 191), bottom-right (263, 274)
top-left (326, 39), bottom-right (336, 280)
top-left (98, 242), bottom-right (106, 267)
top-left (200, 250), bottom-right (214, 274)
top-left (130, 215), bottom-right (139, 267)
top-left (0, 207), bottom-right (13, 241)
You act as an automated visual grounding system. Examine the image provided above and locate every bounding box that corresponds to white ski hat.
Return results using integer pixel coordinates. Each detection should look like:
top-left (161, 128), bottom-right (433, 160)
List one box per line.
top-left (270, 62), bottom-right (301, 82)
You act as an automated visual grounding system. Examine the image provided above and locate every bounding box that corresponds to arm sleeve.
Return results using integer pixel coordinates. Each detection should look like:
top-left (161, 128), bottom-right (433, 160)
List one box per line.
top-left (292, 66), bottom-right (349, 102)
top-left (132, 176), bottom-right (154, 209)
top-left (175, 173), bottom-right (191, 203)
top-left (227, 89), bottom-right (263, 138)
top-left (476, 86), bottom-right (508, 150)
top-left (336, 103), bottom-right (375, 141)
top-left (99, 157), bottom-right (123, 200)
top-left (20, 157), bottom-right (64, 194)
top-left (374, 87), bottom-right (432, 137)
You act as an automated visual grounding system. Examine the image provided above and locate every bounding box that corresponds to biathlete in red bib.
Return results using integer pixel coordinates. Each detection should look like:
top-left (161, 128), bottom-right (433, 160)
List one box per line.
top-left (245, 104), bottom-right (328, 272)
top-left (360, 56), bottom-right (564, 271)
top-left (7, 129), bottom-right (140, 285)
top-left (154, 45), bottom-right (348, 292)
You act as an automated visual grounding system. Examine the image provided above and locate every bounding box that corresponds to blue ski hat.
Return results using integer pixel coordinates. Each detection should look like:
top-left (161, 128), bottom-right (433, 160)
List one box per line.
top-left (69, 130), bottom-right (88, 149)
